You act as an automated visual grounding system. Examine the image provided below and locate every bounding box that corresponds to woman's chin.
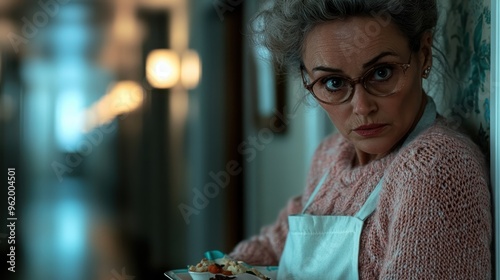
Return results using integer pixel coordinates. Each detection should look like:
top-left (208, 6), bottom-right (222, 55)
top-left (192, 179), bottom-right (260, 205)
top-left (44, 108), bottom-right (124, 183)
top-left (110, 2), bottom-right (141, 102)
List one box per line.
top-left (352, 140), bottom-right (394, 161)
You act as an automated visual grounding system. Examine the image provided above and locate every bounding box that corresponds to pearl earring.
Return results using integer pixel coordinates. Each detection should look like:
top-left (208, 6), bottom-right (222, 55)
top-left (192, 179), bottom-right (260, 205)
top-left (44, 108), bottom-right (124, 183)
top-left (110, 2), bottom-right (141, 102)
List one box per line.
top-left (423, 67), bottom-right (431, 78)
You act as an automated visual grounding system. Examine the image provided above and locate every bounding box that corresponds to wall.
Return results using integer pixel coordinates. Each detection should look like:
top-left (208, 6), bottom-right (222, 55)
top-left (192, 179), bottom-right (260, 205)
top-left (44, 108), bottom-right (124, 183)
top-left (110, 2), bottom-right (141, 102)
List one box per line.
top-left (432, 0), bottom-right (491, 154)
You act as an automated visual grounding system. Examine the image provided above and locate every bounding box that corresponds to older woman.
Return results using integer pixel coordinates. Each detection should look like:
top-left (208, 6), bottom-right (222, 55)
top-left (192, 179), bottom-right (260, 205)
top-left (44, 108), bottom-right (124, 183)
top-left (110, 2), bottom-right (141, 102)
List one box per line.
top-left (230, 0), bottom-right (492, 279)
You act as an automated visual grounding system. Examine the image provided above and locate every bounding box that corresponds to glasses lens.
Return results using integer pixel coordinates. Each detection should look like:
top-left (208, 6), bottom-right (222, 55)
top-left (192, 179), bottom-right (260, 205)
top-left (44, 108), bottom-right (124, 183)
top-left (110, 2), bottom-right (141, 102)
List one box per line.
top-left (364, 64), bottom-right (407, 96)
top-left (312, 76), bottom-right (350, 104)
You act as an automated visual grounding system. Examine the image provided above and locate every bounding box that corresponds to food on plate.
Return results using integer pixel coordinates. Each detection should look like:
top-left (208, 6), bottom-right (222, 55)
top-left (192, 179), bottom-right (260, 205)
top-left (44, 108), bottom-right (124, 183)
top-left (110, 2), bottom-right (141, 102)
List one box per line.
top-left (188, 256), bottom-right (270, 280)
top-left (189, 258), bottom-right (214, 272)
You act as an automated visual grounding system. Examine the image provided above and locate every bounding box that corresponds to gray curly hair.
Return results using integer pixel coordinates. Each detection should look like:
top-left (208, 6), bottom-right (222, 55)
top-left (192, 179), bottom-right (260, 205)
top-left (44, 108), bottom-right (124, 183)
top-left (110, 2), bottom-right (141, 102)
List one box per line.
top-left (253, 0), bottom-right (438, 71)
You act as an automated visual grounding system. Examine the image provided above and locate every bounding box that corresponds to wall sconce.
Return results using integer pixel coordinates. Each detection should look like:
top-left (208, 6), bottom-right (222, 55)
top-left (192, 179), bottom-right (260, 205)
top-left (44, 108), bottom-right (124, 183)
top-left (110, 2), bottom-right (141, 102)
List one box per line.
top-left (146, 49), bottom-right (201, 89)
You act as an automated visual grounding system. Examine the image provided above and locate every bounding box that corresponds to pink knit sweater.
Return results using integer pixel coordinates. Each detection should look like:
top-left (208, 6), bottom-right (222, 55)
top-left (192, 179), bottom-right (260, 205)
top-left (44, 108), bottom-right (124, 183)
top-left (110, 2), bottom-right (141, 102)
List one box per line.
top-left (230, 117), bottom-right (492, 279)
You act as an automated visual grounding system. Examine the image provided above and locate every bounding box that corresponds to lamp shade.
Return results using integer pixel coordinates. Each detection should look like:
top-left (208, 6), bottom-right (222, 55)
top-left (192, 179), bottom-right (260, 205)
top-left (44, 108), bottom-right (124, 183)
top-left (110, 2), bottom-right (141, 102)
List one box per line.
top-left (146, 49), bottom-right (180, 89)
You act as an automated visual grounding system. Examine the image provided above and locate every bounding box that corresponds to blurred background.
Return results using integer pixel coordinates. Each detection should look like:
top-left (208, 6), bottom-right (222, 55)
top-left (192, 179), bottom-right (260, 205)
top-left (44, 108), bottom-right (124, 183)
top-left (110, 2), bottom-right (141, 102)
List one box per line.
top-left (0, 0), bottom-right (332, 279)
top-left (0, 0), bottom-right (496, 279)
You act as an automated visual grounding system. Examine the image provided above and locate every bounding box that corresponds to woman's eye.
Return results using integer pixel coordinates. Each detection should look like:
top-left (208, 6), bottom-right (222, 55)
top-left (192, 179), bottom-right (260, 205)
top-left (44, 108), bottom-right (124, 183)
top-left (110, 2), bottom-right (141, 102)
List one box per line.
top-left (322, 77), bottom-right (345, 91)
top-left (372, 66), bottom-right (393, 81)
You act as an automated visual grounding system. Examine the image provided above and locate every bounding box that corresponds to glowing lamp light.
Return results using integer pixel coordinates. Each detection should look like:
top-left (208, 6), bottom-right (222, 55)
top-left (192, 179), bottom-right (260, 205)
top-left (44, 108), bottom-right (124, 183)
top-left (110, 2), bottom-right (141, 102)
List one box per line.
top-left (146, 49), bottom-right (180, 89)
top-left (108, 81), bottom-right (144, 115)
top-left (83, 81), bottom-right (144, 132)
top-left (181, 50), bottom-right (201, 89)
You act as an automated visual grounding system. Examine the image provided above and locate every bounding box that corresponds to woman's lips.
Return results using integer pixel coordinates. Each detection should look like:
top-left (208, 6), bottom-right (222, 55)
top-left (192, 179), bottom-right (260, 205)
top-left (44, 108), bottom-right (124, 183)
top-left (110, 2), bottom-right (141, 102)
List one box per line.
top-left (353, 124), bottom-right (388, 137)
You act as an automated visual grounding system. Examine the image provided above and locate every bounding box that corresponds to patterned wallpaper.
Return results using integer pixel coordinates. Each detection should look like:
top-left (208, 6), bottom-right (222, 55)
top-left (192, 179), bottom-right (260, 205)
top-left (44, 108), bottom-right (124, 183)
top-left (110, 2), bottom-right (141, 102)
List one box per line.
top-left (432, 0), bottom-right (491, 157)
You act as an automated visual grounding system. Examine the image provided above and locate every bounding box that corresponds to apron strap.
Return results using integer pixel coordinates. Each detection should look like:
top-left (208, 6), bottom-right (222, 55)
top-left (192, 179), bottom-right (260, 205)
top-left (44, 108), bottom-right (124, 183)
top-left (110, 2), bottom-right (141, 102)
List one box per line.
top-left (354, 179), bottom-right (384, 221)
top-left (301, 172), bottom-right (328, 214)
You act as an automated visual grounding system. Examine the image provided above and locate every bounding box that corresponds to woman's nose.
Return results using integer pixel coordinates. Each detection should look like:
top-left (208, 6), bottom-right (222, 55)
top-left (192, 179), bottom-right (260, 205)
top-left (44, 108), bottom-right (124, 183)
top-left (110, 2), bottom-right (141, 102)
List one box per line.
top-left (350, 84), bottom-right (377, 116)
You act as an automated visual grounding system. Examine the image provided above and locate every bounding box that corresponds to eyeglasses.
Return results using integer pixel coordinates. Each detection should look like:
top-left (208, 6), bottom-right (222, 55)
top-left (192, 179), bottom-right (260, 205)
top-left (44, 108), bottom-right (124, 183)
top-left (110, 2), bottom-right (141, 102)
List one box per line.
top-left (300, 53), bottom-right (412, 105)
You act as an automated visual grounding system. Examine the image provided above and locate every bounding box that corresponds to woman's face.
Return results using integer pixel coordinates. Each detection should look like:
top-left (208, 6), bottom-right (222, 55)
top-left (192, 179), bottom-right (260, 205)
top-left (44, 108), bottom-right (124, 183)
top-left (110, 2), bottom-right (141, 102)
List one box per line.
top-left (302, 17), bottom-right (432, 164)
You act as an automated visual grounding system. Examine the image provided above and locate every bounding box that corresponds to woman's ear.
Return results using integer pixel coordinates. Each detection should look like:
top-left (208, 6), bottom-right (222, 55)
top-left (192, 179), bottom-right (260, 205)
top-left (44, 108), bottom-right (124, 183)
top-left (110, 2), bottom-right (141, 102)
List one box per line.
top-left (420, 31), bottom-right (433, 78)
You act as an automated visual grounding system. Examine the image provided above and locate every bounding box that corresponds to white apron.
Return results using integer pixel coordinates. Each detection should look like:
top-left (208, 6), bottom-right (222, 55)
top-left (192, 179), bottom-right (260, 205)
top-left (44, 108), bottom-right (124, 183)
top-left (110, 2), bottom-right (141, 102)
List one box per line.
top-left (277, 98), bottom-right (437, 280)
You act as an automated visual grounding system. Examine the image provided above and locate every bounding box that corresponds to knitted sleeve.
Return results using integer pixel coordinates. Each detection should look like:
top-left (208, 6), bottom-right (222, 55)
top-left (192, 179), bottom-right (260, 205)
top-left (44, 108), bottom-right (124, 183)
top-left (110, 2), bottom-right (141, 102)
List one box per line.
top-left (378, 130), bottom-right (492, 279)
top-left (228, 195), bottom-right (303, 265)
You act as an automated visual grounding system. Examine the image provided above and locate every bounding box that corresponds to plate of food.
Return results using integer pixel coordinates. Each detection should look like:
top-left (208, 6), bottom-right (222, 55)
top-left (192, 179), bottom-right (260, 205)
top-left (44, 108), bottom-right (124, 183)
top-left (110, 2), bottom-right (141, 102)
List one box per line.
top-left (164, 251), bottom-right (278, 280)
